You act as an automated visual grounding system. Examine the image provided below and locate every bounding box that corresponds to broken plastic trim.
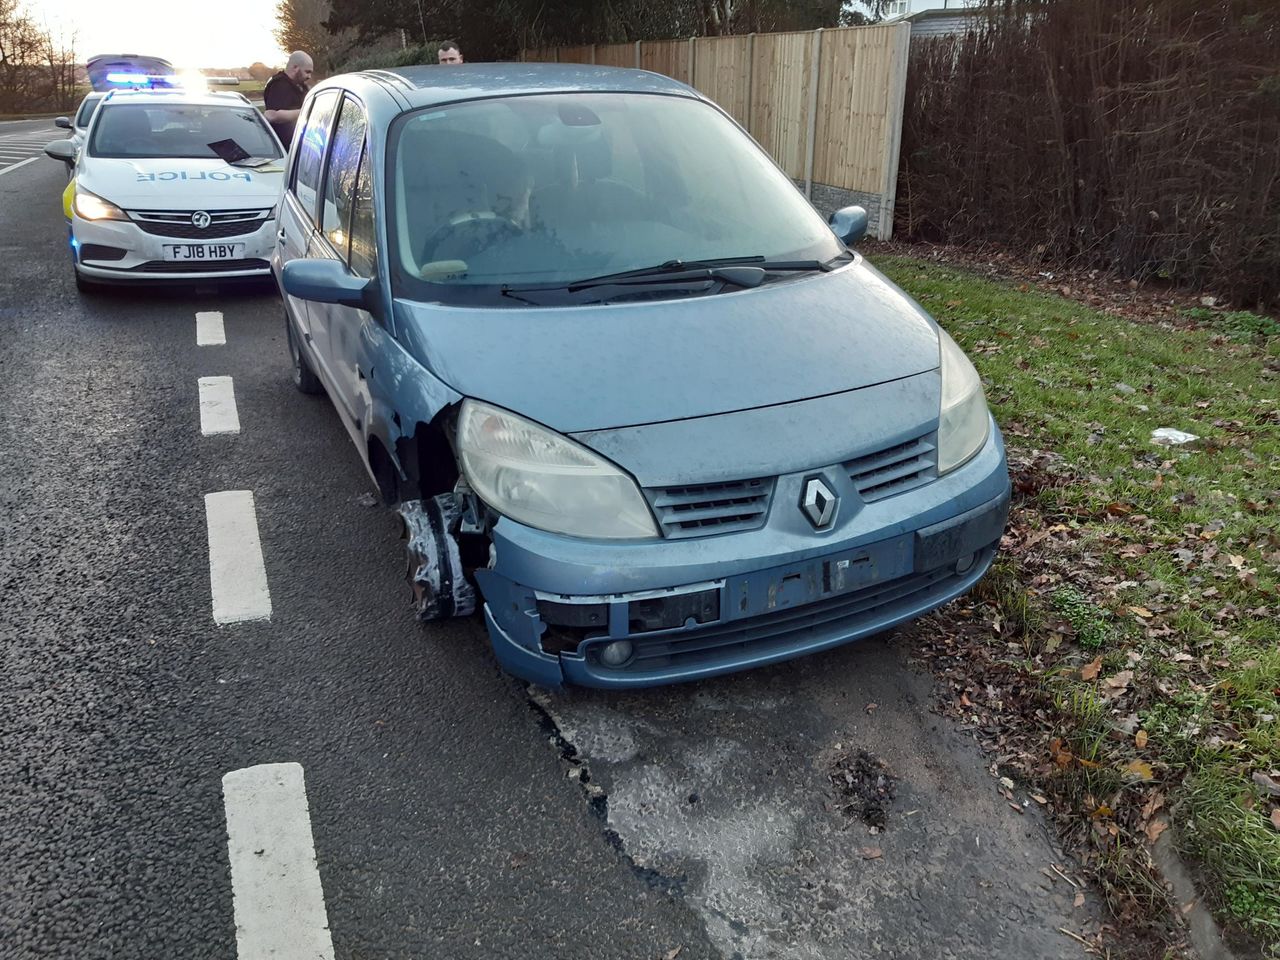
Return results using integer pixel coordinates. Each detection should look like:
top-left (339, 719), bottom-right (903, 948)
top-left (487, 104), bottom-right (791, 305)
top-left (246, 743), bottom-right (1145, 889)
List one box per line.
top-left (399, 494), bottom-right (478, 620)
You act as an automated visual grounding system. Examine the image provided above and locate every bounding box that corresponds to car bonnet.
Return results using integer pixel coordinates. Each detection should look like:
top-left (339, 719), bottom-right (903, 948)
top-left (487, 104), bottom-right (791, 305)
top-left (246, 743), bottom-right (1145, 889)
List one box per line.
top-left (78, 156), bottom-right (284, 208)
top-left (394, 258), bottom-right (943, 434)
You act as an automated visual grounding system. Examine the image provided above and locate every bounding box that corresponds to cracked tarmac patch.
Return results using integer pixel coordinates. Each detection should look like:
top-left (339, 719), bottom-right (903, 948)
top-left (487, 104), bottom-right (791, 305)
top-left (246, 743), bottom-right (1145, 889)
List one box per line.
top-left (532, 635), bottom-right (1099, 960)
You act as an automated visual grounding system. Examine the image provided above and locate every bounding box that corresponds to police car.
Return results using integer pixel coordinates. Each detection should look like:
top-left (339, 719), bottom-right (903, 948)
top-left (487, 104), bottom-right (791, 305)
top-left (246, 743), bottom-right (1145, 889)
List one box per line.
top-left (45, 87), bottom-right (285, 291)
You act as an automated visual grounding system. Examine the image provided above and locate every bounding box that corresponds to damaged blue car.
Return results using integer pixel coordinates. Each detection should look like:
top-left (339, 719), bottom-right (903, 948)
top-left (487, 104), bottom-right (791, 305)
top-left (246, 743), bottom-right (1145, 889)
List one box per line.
top-left (273, 64), bottom-right (1010, 688)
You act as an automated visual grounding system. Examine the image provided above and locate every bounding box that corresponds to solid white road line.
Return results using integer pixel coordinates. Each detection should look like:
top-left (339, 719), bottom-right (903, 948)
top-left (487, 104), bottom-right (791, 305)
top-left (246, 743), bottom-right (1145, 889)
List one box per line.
top-left (198, 377), bottom-right (241, 436)
top-left (0, 157), bottom-right (38, 177)
top-left (196, 311), bottom-right (226, 346)
top-left (222, 764), bottom-right (335, 960)
top-left (205, 491), bottom-right (271, 624)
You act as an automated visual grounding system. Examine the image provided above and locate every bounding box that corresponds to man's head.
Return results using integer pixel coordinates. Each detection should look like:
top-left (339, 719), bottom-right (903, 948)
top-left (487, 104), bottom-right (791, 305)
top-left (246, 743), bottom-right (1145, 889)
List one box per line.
top-left (285, 50), bottom-right (314, 85)
top-left (438, 41), bottom-right (463, 65)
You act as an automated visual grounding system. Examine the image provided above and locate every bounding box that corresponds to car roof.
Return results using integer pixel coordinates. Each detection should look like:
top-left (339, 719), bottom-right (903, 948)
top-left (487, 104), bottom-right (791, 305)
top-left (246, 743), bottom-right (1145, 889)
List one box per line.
top-left (100, 89), bottom-right (253, 108)
top-left (356, 63), bottom-right (700, 110)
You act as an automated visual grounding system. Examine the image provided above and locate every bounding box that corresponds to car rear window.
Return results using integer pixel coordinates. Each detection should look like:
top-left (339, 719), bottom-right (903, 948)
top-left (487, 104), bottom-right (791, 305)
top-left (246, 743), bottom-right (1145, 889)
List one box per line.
top-left (89, 104), bottom-right (282, 161)
top-left (75, 95), bottom-right (104, 128)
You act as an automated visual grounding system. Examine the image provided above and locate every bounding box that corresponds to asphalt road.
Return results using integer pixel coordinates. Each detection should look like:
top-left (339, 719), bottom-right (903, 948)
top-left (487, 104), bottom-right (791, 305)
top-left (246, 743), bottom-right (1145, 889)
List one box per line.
top-left (0, 117), bottom-right (65, 173)
top-left (1, 143), bottom-right (1097, 959)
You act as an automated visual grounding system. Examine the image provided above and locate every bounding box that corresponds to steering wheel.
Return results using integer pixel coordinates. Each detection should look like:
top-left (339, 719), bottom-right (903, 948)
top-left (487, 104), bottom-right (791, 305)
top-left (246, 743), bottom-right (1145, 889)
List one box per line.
top-left (420, 211), bottom-right (524, 265)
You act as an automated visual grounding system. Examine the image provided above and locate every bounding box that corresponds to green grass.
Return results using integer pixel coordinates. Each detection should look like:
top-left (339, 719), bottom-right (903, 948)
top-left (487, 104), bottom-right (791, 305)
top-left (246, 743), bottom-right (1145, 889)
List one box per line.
top-left (871, 253), bottom-right (1280, 948)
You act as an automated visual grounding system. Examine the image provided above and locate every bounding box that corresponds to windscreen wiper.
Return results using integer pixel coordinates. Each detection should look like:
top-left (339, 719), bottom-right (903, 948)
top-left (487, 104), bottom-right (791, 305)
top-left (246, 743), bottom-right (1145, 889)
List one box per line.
top-left (561, 252), bottom-right (850, 290)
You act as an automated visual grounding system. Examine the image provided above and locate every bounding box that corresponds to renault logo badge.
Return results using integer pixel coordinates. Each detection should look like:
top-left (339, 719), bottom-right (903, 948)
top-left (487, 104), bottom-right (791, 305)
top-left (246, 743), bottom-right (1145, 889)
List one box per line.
top-left (191, 210), bottom-right (211, 229)
top-left (801, 477), bottom-right (838, 529)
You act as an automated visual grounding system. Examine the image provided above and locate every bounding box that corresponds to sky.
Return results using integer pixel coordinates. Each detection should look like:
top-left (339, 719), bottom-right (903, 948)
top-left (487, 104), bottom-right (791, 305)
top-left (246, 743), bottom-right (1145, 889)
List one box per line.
top-left (25, 0), bottom-right (287, 69)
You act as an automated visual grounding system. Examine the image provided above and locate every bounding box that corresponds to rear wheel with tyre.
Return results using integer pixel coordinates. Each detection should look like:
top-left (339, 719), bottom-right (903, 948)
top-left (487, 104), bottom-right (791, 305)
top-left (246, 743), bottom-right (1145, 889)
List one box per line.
top-left (286, 317), bottom-right (323, 395)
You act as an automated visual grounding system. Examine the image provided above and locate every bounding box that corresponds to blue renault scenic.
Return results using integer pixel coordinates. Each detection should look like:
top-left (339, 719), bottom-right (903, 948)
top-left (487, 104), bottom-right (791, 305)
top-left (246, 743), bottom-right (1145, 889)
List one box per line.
top-left (273, 64), bottom-right (1010, 688)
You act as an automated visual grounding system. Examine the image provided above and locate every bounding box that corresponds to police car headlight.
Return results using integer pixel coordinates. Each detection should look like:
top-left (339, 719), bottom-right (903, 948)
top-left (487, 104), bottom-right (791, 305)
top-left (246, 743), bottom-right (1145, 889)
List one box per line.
top-left (458, 400), bottom-right (659, 540)
top-left (73, 188), bottom-right (128, 222)
top-left (937, 328), bottom-right (991, 475)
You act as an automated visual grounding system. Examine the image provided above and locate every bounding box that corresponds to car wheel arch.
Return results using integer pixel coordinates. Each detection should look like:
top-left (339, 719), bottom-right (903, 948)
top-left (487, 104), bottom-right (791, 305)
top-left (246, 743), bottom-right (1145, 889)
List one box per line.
top-left (382, 408), bottom-right (461, 507)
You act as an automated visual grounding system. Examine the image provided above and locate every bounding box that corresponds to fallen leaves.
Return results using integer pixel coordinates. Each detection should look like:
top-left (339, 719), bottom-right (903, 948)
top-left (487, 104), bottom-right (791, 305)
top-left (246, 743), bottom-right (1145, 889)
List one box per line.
top-left (1145, 819), bottom-right (1169, 844)
top-left (1135, 730), bottom-right (1149, 749)
top-left (1252, 771), bottom-right (1280, 797)
top-left (1101, 670), bottom-right (1134, 699)
top-left (1124, 760), bottom-right (1156, 781)
top-left (860, 847), bottom-right (884, 860)
top-left (1081, 657), bottom-right (1102, 681)
top-left (1271, 810), bottom-right (1280, 832)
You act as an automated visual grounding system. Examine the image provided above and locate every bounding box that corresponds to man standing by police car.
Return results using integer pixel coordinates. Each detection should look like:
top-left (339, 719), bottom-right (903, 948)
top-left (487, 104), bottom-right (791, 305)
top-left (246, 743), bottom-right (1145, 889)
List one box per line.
top-left (263, 51), bottom-right (314, 149)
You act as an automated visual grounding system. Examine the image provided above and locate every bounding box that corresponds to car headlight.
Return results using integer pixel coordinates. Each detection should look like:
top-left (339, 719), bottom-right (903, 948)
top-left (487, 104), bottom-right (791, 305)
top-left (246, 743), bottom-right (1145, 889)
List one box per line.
top-left (457, 400), bottom-right (660, 540)
top-left (937, 328), bottom-right (991, 474)
top-left (73, 187), bottom-right (128, 221)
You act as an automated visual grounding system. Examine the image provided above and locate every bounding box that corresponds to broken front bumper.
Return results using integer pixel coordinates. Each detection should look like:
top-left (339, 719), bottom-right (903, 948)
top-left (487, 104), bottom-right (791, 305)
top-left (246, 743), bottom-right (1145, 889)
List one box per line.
top-left (475, 420), bottom-right (1010, 689)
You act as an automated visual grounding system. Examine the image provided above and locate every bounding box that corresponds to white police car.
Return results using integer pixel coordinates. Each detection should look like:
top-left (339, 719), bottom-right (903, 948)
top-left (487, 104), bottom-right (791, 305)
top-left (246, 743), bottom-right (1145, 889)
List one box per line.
top-left (45, 88), bottom-right (285, 291)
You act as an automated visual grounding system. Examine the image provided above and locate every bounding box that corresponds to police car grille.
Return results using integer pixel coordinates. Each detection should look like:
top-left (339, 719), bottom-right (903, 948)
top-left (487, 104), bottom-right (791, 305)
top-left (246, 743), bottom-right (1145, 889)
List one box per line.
top-left (128, 208), bottom-right (271, 239)
top-left (129, 258), bottom-right (270, 273)
top-left (647, 478), bottom-right (774, 538)
top-left (846, 433), bottom-right (938, 502)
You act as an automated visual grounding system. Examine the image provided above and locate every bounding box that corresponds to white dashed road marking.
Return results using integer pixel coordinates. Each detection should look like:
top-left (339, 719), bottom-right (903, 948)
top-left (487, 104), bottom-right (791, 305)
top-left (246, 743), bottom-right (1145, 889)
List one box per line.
top-left (198, 376), bottom-right (241, 436)
top-left (222, 764), bottom-right (335, 960)
top-left (0, 157), bottom-right (38, 176)
top-left (196, 311), bottom-right (226, 346)
top-left (205, 491), bottom-right (272, 624)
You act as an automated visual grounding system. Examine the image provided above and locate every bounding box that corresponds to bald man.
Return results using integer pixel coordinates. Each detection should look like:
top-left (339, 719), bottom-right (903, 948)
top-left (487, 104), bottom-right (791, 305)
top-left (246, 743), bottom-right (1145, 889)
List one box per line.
top-left (263, 51), bottom-right (314, 148)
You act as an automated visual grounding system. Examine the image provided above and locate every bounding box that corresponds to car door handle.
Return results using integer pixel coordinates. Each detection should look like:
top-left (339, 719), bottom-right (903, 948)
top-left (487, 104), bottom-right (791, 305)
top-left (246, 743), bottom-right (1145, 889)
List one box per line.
top-left (276, 230), bottom-right (287, 242)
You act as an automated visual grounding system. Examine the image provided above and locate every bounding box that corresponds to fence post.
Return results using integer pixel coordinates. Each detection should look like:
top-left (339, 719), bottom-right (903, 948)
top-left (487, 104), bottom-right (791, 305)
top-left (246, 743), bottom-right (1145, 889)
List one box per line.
top-left (554, 47), bottom-right (560, 63)
top-left (635, 40), bottom-right (642, 69)
top-left (745, 33), bottom-right (756, 132)
top-left (688, 36), bottom-right (697, 87)
top-left (590, 44), bottom-right (596, 65)
top-left (877, 24), bottom-right (911, 240)
top-left (804, 28), bottom-right (824, 200)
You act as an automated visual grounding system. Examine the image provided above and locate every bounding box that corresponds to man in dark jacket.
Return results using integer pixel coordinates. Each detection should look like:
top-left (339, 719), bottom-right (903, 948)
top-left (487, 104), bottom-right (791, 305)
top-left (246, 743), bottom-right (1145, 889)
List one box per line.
top-left (263, 51), bottom-right (313, 148)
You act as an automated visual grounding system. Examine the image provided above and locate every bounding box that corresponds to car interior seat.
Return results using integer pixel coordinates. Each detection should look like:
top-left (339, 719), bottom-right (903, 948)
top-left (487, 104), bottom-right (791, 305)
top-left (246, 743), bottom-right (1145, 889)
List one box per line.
top-left (96, 107), bottom-right (152, 155)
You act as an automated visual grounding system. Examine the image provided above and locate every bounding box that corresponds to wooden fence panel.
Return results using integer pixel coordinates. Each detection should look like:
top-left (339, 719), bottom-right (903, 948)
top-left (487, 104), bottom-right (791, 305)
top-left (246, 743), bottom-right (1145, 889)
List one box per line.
top-left (813, 25), bottom-right (896, 197)
top-left (640, 39), bottom-right (692, 85)
top-left (594, 43), bottom-right (635, 68)
top-left (748, 30), bottom-right (815, 180)
top-left (692, 35), bottom-right (752, 126)
top-left (557, 45), bottom-right (595, 64)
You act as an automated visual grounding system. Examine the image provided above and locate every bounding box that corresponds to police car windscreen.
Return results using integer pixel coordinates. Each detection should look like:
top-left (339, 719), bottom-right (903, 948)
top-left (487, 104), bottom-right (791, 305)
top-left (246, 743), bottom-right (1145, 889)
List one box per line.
top-left (89, 104), bottom-right (282, 161)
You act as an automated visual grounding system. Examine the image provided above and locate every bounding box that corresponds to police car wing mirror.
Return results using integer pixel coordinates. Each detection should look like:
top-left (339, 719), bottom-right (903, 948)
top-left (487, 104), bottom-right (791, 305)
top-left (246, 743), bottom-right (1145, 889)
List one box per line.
top-left (54, 116), bottom-right (72, 129)
top-left (828, 205), bottom-right (868, 246)
top-left (282, 259), bottom-right (376, 311)
top-left (44, 139), bottom-right (76, 162)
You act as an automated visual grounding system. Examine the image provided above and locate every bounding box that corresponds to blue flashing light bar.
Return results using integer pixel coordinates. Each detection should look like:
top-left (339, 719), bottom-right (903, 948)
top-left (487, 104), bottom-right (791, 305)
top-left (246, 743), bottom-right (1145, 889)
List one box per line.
top-left (104, 71), bottom-right (179, 88)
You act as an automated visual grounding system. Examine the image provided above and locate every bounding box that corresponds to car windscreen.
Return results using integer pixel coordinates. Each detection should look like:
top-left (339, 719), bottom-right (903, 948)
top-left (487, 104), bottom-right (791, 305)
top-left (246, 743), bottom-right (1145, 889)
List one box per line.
top-left (88, 104), bottom-right (282, 160)
top-left (75, 94), bottom-right (104, 128)
top-left (387, 92), bottom-right (842, 305)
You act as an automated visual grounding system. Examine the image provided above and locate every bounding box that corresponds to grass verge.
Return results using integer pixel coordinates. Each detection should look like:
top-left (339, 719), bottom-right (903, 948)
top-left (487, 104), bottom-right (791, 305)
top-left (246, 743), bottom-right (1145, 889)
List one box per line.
top-left (870, 253), bottom-right (1280, 956)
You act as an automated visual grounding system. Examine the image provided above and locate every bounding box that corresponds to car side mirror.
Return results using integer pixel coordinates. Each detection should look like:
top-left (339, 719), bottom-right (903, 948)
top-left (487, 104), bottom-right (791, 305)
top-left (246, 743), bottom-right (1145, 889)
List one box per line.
top-left (829, 205), bottom-right (868, 246)
top-left (44, 139), bottom-right (76, 162)
top-left (281, 259), bottom-right (375, 310)
top-left (54, 116), bottom-right (72, 129)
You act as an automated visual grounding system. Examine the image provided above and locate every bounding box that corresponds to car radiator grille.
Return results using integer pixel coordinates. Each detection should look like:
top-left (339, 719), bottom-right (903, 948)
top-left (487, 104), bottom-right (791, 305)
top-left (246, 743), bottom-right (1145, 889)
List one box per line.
top-left (846, 434), bottom-right (938, 502)
top-left (125, 258), bottom-right (270, 274)
top-left (128, 208), bottom-right (271, 239)
top-left (647, 477), bottom-right (774, 539)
